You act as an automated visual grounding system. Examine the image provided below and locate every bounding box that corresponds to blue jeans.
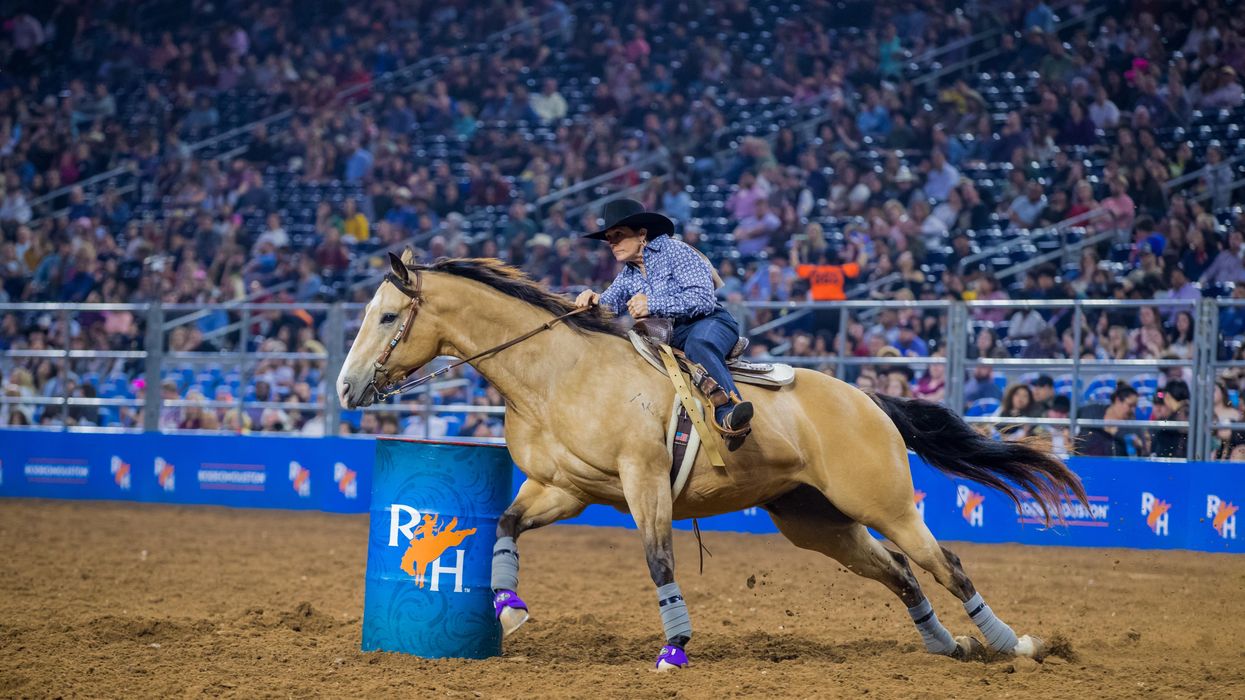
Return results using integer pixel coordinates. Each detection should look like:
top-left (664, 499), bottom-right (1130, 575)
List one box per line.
top-left (671, 308), bottom-right (742, 422)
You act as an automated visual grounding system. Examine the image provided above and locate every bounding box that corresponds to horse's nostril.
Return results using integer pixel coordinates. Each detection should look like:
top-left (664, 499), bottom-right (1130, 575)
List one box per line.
top-left (341, 381), bottom-right (351, 397)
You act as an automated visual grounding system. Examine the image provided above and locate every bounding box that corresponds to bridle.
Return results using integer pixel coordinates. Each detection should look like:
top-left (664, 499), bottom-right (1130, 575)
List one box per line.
top-left (366, 265), bottom-right (591, 401)
top-left (368, 267), bottom-right (425, 399)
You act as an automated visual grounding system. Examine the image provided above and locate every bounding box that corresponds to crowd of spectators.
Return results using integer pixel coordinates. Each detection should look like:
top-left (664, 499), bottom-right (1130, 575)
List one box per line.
top-left (3, 1), bottom-right (1245, 455)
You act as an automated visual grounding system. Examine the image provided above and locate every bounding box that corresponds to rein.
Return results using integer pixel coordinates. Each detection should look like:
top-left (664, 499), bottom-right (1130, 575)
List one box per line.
top-left (370, 269), bottom-right (592, 400)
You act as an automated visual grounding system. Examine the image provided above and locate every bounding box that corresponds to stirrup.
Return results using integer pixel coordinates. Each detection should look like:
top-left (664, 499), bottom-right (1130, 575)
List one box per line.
top-left (710, 394), bottom-right (752, 438)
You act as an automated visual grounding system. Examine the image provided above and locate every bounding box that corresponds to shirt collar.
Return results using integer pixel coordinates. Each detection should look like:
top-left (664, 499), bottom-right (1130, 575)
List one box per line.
top-left (625, 234), bottom-right (669, 269)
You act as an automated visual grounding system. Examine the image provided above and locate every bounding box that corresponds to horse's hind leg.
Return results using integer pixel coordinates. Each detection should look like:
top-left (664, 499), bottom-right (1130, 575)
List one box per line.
top-left (876, 512), bottom-right (1042, 658)
top-left (764, 486), bottom-right (969, 658)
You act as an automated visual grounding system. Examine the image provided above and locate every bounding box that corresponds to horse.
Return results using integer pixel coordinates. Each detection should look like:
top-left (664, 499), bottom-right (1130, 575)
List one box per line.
top-left (337, 251), bottom-right (1088, 670)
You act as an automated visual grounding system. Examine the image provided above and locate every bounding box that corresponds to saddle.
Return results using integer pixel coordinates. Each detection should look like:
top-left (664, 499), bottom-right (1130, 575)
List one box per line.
top-left (632, 318), bottom-right (796, 472)
top-left (628, 319), bottom-right (796, 388)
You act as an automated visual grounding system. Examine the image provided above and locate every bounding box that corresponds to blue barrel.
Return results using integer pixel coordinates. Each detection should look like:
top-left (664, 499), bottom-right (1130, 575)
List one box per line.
top-left (362, 438), bottom-right (513, 658)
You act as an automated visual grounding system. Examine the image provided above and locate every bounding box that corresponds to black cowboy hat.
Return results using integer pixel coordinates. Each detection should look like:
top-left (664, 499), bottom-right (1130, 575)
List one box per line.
top-left (583, 198), bottom-right (675, 240)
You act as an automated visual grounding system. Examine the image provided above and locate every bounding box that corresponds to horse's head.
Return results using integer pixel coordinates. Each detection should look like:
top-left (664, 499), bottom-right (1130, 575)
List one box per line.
top-left (336, 248), bottom-right (441, 409)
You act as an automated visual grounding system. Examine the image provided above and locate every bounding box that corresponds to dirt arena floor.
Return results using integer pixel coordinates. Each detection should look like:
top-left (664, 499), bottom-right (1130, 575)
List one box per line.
top-left (1, 500), bottom-right (1243, 699)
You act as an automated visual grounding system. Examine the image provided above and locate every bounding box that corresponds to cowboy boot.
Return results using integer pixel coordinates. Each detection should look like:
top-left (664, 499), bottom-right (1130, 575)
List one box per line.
top-left (718, 400), bottom-right (753, 452)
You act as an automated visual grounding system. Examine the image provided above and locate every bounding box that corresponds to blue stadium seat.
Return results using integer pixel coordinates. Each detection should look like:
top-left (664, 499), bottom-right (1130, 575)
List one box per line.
top-left (1083, 374), bottom-right (1118, 403)
top-left (1054, 374), bottom-right (1077, 397)
top-left (966, 398), bottom-right (1000, 417)
top-left (1130, 374), bottom-right (1159, 398)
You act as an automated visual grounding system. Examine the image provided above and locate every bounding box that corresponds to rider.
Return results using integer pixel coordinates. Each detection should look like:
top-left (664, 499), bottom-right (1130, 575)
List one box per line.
top-left (575, 198), bottom-right (754, 449)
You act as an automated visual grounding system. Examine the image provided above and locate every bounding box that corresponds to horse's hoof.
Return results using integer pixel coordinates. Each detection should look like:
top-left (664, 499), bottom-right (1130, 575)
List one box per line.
top-left (493, 590), bottom-right (529, 638)
top-left (1012, 634), bottom-right (1046, 660)
top-left (951, 635), bottom-right (986, 661)
top-left (654, 644), bottom-right (689, 671)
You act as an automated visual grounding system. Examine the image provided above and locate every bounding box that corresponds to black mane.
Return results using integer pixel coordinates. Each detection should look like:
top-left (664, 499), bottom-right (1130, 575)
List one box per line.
top-left (416, 258), bottom-right (625, 337)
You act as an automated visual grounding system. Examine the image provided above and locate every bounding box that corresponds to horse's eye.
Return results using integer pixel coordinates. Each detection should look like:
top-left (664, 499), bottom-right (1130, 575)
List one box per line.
top-left (380, 312), bottom-right (399, 325)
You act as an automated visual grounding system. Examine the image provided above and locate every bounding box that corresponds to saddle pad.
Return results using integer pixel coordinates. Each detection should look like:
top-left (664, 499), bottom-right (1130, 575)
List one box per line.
top-left (629, 331), bottom-right (795, 387)
top-left (665, 394), bottom-right (702, 500)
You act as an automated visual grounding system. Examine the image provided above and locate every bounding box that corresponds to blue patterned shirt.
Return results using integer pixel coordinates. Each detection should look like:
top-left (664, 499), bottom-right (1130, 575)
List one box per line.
top-left (599, 235), bottom-right (718, 319)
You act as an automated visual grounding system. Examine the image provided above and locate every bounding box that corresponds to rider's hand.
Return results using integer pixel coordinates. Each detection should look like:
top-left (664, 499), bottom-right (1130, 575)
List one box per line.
top-left (575, 290), bottom-right (600, 308)
top-left (627, 293), bottom-right (650, 319)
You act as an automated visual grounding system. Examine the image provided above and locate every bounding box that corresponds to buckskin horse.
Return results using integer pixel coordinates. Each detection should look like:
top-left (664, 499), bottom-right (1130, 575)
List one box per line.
top-left (336, 251), bottom-right (1088, 669)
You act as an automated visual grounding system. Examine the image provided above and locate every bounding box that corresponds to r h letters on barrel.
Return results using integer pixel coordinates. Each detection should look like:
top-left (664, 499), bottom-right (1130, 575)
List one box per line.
top-left (362, 439), bottom-right (513, 659)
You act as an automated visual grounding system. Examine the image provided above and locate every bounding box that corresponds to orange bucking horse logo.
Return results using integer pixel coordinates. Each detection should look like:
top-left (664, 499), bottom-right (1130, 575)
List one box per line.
top-left (399, 514), bottom-right (477, 588)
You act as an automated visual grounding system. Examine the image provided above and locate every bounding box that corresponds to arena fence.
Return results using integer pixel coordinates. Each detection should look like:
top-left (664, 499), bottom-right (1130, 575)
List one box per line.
top-left (0, 298), bottom-right (1232, 460)
top-left (0, 429), bottom-right (1238, 552)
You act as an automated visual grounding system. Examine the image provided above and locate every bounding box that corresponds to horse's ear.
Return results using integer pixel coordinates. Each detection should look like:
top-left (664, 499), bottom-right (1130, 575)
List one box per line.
top-left (388, 252), bottom-right (409, 285)
top-left (400, 247), bottom-right (416, 265)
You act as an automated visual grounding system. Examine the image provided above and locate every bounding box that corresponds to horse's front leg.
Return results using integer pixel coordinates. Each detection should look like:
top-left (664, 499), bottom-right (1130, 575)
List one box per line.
top-left (492, 478), bottom-right (586, 637)
top-left (621, 465), bottom-right (690, 671)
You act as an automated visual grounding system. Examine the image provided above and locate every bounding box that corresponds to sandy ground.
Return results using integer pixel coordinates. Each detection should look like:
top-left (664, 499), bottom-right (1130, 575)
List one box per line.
top-left (1, 499), bottom-right (1243, 699)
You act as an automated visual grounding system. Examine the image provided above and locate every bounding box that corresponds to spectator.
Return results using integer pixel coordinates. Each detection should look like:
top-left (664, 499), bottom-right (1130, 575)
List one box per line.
top-left (726, 171), bottom-right (766, 220)
top-left (1000, 383), bottom-right (1042, 439)
top-left (1031, 375), bottom-right (1056, 413)
top-left (1201, 230), bottom-right (1245, 284)
top-left (254, 213), bottom-right (289, 252)
top-left (344, 139), bottom-right (374, 184)
top-left (1088, 85), bottom-right (1120, 129)
top-left (894, 324), bottom-right (930, 358)
top-left (856, 88), bottom-right (892, 139)
top-left (661, 179), bottom-right (692, 224)
top-left (340, 199), bottom-right (370, 243)
top-left (1212, 382), bottom-right (1243, 459)
top-left (1023, 0), bottom-right (1055, 34)
top-left (733, 198), bottom-right (781, 258)
top-left (1007, 181), bottom-right (1047, 229)
top-left (914, 352), bottom-right (947, 403)
top-left (1078, 385), bottom-right (1141, 457)
top-left (922, 149), bottom-right (959, 203)
top-left (1156, 266), bottom-right (1201, 322)
top-left (315, 229), bottom-right (350, 274)
top-left (964, 364), bottom-right (1002, 404)
top-left (1150, 380), bottom-right (1191, 458)
top-left (1098, 175), bottom-right (1136, 232)
top-left (530, 79), bottom-right (569, 123)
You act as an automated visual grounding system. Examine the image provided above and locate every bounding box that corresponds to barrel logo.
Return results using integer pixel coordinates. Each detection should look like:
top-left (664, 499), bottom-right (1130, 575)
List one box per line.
top-left (913, 490), bottom-right (926, 520)
top-left (387, 505), bottom-right (476, 592)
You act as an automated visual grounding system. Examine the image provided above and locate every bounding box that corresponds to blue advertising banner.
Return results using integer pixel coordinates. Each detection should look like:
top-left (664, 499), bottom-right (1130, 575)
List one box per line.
top-left (361, 439), bottom-right (512, 658)
top-left (0, 430), bottom-right (1239, 553)
top-left (0, 430), bottom-right (374, 513)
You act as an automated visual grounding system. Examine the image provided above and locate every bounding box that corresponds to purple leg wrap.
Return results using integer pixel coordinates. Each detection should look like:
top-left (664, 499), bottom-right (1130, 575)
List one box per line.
top-left (493, 589), bottom-right (527, 618)
top-left (655, 644), bottom-right (689, 669)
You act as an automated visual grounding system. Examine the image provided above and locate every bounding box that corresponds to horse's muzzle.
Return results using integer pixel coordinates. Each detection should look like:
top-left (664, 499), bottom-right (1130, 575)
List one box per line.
top-left (338, 379), bottom-right (377, 409)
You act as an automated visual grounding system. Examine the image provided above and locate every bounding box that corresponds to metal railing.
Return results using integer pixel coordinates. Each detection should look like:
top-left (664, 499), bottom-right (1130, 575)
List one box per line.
top-left (2, 295), bottom-right (1238, 460)
top-left (912, 5), bottom-right (1108, 89)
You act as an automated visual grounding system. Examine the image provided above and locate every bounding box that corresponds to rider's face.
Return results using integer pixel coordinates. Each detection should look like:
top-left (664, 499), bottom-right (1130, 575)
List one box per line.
top-left (605, 227), bottom-right (647, 264)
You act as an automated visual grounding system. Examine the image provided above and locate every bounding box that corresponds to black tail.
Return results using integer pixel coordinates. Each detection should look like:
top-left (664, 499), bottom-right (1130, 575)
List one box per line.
top-left (870, 393), bottom-right (1088, 524)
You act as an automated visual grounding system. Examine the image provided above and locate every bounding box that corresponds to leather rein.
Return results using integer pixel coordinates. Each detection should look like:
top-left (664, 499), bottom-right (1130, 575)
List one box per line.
top-left (368, 267), bottom-right (591, 400)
